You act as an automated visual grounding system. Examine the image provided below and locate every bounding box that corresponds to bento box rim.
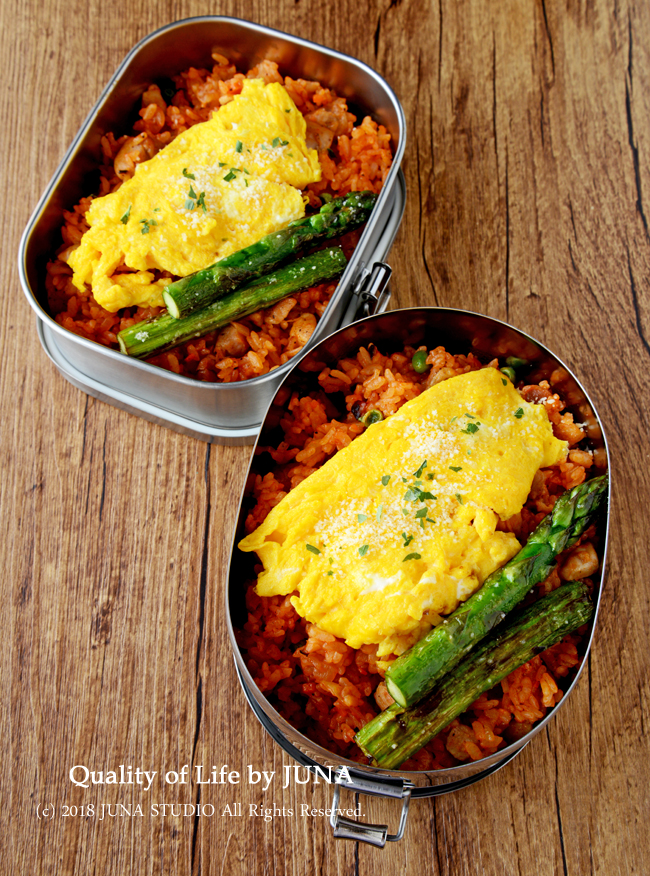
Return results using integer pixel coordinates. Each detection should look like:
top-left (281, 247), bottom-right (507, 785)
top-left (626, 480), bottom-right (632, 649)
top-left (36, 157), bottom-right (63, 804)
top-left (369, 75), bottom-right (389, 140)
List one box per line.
top-left (18, 14), bottom-right (407, 394)
top-left (225, 305), bottom-right (611, 786)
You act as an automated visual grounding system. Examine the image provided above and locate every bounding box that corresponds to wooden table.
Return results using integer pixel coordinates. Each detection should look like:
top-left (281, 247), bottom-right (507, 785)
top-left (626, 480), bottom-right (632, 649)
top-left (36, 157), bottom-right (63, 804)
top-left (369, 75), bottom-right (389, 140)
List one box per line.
top-left (3, 1), bottom-right (648, 873)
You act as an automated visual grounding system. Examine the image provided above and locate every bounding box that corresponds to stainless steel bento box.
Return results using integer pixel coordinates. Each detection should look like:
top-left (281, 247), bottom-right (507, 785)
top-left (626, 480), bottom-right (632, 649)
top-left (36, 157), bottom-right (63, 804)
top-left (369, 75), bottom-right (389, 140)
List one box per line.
top-left (226, 307), bottom-right (610, 846)
top-left (19, 16), bottom-right (406, 444)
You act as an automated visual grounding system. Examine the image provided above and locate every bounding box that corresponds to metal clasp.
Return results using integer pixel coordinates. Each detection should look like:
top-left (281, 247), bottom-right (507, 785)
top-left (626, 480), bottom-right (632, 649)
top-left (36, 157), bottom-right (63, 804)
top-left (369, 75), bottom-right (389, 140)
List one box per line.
top-left (328, 768), bottom-right (413, 848)
top-left (348, 261), bottom-right (393, 320)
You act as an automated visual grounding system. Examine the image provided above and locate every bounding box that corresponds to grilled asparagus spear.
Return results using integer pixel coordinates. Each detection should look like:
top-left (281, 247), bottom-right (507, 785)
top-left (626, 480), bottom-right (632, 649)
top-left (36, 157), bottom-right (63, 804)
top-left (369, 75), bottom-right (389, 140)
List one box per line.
top-left (162, 191), bottom-right (377, 318)
top-left (384, 474), bottom-right (607, 708)
top-left (118, 247), bottom-right (347, 358)
top-left (356, 581), bottom-right (594, 769)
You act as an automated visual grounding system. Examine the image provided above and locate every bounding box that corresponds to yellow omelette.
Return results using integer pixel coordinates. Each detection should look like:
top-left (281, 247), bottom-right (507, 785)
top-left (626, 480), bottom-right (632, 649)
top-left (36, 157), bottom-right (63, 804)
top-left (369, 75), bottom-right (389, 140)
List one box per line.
top-left (239, 367), bottom-right (568, 658)
top-left (68, 79), bottom-right (321, 312)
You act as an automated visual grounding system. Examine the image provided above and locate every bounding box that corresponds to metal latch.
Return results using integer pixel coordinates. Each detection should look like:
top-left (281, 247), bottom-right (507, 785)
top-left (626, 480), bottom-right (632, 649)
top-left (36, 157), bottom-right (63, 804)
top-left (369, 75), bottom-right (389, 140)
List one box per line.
top-left (328, 767), bottom-right (413, 848)
top-left (348, 262), bottom-right (393, 320)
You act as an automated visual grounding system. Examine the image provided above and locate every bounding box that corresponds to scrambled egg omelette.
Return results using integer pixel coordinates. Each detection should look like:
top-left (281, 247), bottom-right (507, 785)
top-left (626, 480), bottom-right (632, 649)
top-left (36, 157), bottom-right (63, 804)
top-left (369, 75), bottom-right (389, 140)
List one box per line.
top-left (239, 368), bottom-right (568, 658)
top-left (68, 80), bottom-right (321, 312)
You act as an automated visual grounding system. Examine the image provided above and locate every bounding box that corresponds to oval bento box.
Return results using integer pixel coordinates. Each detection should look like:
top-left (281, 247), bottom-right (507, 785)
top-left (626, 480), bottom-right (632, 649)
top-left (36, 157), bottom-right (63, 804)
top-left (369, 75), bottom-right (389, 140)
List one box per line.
top-left (225, 307), bottom-right (610, 847)
top-left (18, 16), bottom-right (406, 444)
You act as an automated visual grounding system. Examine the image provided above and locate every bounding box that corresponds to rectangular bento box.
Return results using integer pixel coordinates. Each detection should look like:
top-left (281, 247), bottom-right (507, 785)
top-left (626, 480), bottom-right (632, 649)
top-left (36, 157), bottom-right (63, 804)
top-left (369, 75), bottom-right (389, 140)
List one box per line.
top-left (19, 16), bottom-right (406, 444)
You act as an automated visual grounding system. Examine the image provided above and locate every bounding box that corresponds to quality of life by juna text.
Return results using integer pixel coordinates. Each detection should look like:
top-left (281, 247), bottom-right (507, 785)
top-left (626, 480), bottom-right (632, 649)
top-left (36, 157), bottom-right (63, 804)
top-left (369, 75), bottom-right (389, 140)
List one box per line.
top-left (69, 764), bottom-right (354, 792)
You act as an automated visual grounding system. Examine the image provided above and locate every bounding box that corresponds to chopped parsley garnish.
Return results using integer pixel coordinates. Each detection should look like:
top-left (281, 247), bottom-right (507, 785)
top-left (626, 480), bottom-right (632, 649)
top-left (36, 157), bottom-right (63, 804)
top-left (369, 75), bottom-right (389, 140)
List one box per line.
top-left (182, 168), bottom-right (195, 180)
top-left (465, 412), bottom-right (477, 419)
top-left (218, 161), bottom-right (227, 167)
top-left (402, 509), bottom-right (409, 516)
top-left (413, 460), bottom-right (428, 478)
top-left (196, 191), bottom-right (207, 212)
top-left (449, 466), bottom-right (462, 472)
top-left (402, 533), bottom-right (414, 546)
top-left (244, 179), bottom-right (249, 187)
top-left (185, 184), bottom-right (200, 211)
top-left (139, 218), bottom-right (158, 234)
top-left (403, 552), bottom-right (422, 562)
top-left (381, 475), bottom-right (391, 486)
top-left (502, 378), bottom-right (508, 386)
top-left (271, 136), bottom-right (289, 147)
top-left (415, 508), bottom-right (427, 519)
top-left (455, 493), bottom-right (464, 504)
top-left (426, 473), bottom-right (435, 480)
top-left (376, 505), bottom-right (383, 521)
top-left (461, 422), bottom-right (481, 434)
top-left (359, 544), bottom-right (369, 557)
top-left (357, 514), bottom-right (368, 523)
top-left (284, 108), bottom-right (291, 112)
top-left (405, 485), bottom-right (435, 503)
top-left (120, 205), bottom-right (131, 224)
top-left (235, 140), bottom-right (243, 153)
top-left (306, 544), bottom-right (321, 555)
top-left (327, 571), bottom-right (333, 576)
top-left (514, 408), bottom-right (524, 418)
top-left (223, 170), bottom-right (237, 182)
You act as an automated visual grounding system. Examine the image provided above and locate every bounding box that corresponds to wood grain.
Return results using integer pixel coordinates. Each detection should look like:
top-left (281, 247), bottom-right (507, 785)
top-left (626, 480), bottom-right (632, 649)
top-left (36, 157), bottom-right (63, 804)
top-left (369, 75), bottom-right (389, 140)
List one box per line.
top-left (2, 0), bottom-right (649, 873)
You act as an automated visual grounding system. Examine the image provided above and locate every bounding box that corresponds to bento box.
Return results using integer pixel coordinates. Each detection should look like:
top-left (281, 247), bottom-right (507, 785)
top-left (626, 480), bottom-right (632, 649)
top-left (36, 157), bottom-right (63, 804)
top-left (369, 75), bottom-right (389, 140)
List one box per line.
top-left (19, 16), bottom-right (406, 444)
top-left (226, 307), bottom-right (610, 846)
